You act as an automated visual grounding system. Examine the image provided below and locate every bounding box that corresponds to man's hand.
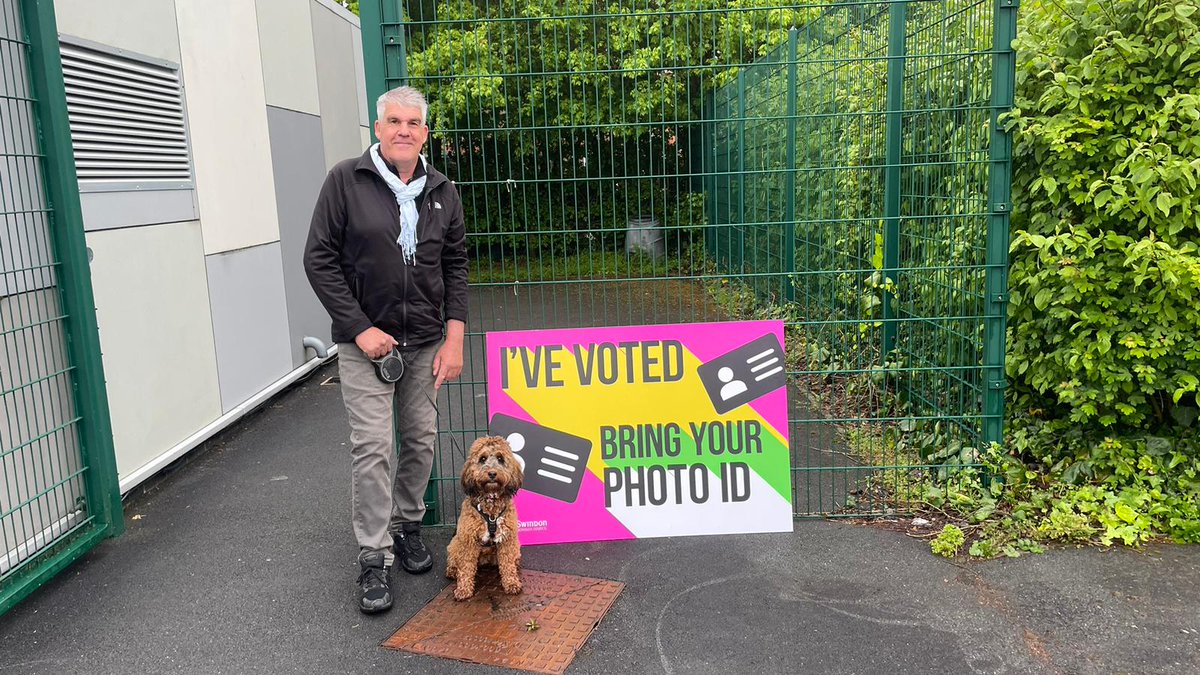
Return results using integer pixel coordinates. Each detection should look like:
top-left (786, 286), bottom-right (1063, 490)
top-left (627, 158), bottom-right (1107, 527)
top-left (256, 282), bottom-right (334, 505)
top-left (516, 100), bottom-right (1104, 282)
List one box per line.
top-left (355, 327), bottom-right (397, 359)
top-left (433, 320), bottom-right (465, 390)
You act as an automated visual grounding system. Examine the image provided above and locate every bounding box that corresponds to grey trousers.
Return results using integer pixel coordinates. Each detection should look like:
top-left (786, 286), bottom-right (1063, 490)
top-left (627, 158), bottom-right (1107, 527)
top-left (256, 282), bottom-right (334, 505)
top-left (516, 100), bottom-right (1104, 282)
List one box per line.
top-left (337, 341), bottom-right (439, 554)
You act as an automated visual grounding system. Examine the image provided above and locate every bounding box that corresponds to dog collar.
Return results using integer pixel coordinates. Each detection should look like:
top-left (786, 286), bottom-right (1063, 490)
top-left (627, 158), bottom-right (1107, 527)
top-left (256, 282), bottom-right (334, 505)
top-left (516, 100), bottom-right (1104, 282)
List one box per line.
top-left (473, 502), bottom-right (508, 540)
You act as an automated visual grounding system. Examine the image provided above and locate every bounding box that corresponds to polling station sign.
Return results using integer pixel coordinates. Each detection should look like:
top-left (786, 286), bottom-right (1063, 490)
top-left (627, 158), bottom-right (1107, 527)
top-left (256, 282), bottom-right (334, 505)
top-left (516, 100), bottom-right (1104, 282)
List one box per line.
top-left (486, 321), bottom-right (793, 545)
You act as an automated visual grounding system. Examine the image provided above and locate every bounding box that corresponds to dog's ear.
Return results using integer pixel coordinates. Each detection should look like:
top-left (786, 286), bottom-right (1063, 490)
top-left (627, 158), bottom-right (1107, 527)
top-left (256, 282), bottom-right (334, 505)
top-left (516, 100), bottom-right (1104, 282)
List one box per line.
top-left (461, 447), bottom-right (480, 497)
top-left (461, 462), bottom-right (477, 496)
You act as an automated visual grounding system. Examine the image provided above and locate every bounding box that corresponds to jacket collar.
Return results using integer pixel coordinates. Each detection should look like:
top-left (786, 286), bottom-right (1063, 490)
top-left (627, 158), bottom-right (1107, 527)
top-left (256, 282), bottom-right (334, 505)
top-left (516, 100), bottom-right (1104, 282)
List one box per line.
top-left (354, 146), bottom-right (447, 191)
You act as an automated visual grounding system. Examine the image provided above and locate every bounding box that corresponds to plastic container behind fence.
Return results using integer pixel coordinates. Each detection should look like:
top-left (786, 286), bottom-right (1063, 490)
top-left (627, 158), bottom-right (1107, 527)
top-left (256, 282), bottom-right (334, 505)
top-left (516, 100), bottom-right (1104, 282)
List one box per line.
top-left (624, 215), bottom-right (664, 258)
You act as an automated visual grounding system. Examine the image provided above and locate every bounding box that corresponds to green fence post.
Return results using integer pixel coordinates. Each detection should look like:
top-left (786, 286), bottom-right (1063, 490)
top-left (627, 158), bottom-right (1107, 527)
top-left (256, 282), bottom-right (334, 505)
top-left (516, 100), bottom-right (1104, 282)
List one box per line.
top-left (703, 94), bottom-right (715, 257)
top-left (24, 0), bottom-right (122, 537)
top-left (783, 28), bottom-right (798, 303)
top-left (383, 0), bottom-right (409, 88)
top-left (359, 0), bottom-right (387, 126)
top-left (737, 69), bottom-right (747, 272)
top-left (983, 0), bottom-right (1018, 444)
top-left (881, 0), bottom-right (907, 359)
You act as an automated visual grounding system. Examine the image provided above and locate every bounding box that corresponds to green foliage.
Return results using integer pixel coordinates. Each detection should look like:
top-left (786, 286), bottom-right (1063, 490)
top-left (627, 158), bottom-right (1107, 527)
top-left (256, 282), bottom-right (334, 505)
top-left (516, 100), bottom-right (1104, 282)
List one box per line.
top-left (1006, 0), bottom-right (1200, 430)
top-left (469, 247), bottom-right (683, 284)
top-left (405, 1), bottom-right (811, 255)
top-left (908, 434), bottom-right (1200, 556)
top-left (915, 0), bottom-right (1200, 557)
top-left (930, 524), bottom-right (965, 557)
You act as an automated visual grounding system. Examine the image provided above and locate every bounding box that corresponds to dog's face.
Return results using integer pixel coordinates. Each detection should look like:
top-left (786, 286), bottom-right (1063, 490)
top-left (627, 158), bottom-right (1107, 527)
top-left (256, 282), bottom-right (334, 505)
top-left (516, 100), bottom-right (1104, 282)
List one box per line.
top-left (461, 436), bottom-right (523, 498)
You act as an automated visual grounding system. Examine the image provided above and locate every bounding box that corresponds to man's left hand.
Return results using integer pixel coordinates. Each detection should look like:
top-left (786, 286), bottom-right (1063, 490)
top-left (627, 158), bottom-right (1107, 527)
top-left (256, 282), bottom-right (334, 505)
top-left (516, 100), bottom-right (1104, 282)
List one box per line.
top-left (433, 320), bottom-right (466, 390)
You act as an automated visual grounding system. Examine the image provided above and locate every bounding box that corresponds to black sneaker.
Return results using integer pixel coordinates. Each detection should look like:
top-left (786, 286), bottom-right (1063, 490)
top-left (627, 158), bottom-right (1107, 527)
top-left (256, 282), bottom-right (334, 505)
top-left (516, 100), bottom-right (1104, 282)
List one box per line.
top-left (356, 550), bottom-right (393, 614)
top-left (392, 524), bottom-right (433, 574)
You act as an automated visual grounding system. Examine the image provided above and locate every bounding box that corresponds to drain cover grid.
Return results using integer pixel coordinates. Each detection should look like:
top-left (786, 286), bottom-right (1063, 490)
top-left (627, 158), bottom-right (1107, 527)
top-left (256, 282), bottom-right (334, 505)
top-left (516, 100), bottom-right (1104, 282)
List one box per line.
top-left (382, 569), bottom-right (623, 674)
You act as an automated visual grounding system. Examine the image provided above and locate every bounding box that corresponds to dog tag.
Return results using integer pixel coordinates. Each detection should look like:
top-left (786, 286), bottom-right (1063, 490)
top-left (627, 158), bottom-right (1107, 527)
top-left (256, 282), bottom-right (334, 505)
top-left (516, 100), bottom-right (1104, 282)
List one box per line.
top-left (489, 414), bottom-right (593, 504)
top-left (695, 333), bottom-right (787, 414)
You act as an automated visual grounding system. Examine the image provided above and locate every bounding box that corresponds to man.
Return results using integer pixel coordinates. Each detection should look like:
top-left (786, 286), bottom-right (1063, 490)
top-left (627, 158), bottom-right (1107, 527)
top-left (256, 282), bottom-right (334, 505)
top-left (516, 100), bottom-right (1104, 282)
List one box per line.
top-left (304, 86), bottom-right (467, 614)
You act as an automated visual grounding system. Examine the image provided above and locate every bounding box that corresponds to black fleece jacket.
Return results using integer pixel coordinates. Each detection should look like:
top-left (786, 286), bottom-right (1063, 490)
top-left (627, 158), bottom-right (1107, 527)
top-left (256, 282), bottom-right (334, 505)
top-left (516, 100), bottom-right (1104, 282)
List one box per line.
top-left (303, 149), bottom-right (468, 347)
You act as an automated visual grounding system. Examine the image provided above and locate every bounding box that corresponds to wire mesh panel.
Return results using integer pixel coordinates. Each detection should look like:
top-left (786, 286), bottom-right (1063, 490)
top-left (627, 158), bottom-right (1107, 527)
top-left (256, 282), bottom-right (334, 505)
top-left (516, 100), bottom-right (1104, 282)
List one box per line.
top-left (710, 0), bottom-right (1010, 514)
top-left (1, 0), bottom-right (120, 615)
top-left (361, 0), bottom-right (1012, 520)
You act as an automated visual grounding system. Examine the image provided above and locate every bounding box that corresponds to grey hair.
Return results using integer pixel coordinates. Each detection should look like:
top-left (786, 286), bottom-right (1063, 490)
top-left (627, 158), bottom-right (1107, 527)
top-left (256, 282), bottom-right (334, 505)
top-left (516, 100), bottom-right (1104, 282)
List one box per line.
top-left (375, 86), bottom-right (428, 124)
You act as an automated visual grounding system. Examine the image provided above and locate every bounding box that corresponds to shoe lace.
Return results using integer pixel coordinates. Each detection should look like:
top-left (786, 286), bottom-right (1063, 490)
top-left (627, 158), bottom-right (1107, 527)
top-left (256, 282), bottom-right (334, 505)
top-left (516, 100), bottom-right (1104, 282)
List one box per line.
top-left (400, 530), bottom-right (427, 555)
top-left (357, 564), bottom-right (388, 589)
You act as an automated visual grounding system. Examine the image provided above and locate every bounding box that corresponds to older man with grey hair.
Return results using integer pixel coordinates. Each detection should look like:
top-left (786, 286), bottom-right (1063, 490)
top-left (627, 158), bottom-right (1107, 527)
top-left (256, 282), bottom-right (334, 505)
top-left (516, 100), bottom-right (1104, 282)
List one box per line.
top-left (304, 85), bottom-right (467, 614)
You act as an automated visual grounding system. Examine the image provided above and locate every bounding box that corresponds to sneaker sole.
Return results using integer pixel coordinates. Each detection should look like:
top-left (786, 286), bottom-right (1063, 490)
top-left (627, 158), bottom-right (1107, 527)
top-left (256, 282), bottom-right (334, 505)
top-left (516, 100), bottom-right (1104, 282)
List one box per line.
top-left (400, 557), bottom-right (433, 575)
top-left (359, 603), bottom-right (392, 614)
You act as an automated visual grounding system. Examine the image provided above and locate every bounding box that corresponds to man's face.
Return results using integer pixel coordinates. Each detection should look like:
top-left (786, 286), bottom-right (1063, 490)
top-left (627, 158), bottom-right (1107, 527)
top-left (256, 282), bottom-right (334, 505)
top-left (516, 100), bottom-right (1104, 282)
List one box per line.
top-left (374, 104), bottom-right (428, 167)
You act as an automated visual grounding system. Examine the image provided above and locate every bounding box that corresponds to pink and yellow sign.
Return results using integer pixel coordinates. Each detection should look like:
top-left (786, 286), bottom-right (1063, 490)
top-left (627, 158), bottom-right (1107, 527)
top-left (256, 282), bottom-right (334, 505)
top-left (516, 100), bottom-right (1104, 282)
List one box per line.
top-left (486, 321), bottom-right (793, 545)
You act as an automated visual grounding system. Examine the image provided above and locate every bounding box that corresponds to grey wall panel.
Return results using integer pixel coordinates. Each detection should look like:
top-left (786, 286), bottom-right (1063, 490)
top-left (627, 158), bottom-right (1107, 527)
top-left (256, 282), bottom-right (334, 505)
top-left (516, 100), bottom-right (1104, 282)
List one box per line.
top-left (311, 2), bottom-right (364, 170)
top-left (266, 106), bottom-right (332, 368)
top-left (205, 243), bottom-right (293, 412)
top-left (80, 189), bottom-right (198, 232)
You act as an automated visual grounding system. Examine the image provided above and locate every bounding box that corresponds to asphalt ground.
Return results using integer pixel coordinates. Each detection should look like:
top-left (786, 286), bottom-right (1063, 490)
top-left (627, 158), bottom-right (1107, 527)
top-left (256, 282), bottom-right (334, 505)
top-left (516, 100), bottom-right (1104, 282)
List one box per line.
top-left (2, 355), bottom-right (1198, 675)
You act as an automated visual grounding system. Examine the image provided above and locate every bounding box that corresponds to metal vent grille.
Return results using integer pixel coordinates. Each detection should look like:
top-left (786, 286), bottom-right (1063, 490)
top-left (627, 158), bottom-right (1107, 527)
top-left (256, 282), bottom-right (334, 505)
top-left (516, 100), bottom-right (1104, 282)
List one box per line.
top-left (60, 40), bottom-right (192, 186)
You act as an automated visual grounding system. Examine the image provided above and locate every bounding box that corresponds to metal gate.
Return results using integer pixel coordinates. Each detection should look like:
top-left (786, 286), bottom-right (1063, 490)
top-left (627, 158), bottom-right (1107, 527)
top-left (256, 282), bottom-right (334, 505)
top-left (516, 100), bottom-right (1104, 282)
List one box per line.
top-left (359, 0), bottom-right (1014, 522)
top-left (1, 0), bottom-right (122, 615)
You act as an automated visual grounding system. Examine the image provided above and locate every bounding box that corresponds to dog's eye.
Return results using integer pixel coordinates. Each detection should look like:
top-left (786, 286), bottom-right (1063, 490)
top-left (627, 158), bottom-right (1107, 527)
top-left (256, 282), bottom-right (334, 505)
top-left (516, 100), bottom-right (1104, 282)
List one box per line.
top-left (477, 455), bottom-right (487, 464)
top-left (497, 455), bottom-right (505, 465)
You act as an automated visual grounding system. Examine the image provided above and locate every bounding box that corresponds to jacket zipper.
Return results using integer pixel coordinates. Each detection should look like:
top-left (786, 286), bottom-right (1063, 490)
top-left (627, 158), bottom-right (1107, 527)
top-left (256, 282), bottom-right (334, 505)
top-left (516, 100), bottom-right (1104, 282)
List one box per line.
top-left (399, 186), bottom-right (437, 347)
top-left (400, 204), bottom-right (409, 347)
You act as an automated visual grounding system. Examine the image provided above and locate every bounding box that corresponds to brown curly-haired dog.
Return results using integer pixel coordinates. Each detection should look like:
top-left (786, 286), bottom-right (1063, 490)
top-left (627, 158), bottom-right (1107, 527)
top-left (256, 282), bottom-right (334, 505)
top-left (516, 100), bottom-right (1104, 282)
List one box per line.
top-left (446, 435), bottom-right (523, 600)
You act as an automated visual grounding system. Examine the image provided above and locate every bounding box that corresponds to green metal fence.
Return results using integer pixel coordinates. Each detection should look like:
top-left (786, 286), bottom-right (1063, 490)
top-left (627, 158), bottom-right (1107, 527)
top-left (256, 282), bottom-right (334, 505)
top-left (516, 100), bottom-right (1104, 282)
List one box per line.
top-left (359, 0), bottom-right (1014, 522)
top-left (1, 0), bottom-right (122, 615)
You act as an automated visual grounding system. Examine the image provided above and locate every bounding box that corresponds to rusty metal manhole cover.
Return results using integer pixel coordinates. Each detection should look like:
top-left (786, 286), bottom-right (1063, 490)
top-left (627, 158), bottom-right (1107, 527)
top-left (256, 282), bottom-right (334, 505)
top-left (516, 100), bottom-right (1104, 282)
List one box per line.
top-left (382, 569), bottom-right (623, 674)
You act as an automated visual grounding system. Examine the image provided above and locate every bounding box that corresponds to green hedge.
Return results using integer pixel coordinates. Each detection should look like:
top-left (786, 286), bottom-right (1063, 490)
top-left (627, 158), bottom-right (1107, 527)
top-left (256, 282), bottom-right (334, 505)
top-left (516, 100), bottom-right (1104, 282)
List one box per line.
top-left (997, 0), bottom-right (1200, 543)
top-left (1006, 0), bottom-right (1200, 434)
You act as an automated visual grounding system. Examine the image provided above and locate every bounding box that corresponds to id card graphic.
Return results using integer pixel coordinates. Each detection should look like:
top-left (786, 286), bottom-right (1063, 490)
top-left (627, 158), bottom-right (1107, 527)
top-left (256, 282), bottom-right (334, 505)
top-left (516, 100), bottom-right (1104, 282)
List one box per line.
top-left (696, 333), bottom-right (788, 414)
top-left (489, 413), bottom-right (593, 503)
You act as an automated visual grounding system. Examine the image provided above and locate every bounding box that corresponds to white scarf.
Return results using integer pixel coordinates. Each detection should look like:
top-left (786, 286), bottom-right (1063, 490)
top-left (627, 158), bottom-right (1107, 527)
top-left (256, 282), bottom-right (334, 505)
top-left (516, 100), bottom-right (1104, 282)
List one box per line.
top-left (370, 143), bottom-right (427, 265)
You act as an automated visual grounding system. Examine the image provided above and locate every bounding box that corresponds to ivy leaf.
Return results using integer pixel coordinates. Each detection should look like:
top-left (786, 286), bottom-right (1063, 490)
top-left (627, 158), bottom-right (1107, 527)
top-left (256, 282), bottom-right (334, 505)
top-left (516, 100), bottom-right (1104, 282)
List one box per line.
top-left (1115, 503), bottom-right (1137, 524)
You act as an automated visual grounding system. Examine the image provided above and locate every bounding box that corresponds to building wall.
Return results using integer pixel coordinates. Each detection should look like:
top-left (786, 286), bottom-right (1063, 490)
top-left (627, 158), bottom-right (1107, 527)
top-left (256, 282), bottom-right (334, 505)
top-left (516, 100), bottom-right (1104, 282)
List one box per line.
top-left (84, 222), bottom-right (223, 478)
top-left (54, 0), bottom-right (181, 63)
top-left (52, 0), bottom-right (368, 487)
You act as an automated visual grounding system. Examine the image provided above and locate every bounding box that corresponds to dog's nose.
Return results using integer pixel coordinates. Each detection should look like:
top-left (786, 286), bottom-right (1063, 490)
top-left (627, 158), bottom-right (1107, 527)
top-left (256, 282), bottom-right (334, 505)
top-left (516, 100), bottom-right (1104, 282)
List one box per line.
top-left (488, 471), bottom-right (497, 480)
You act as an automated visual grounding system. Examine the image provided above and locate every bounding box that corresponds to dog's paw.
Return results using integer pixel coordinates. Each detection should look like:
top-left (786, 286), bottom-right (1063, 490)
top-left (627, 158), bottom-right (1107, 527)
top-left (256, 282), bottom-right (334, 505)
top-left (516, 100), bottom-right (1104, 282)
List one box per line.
top-left (445, 566), bottom-right (457, 580)
top-left (501, 577), bottom-right (522, 595)
top-left (453, 585), bottom-right (475, 601)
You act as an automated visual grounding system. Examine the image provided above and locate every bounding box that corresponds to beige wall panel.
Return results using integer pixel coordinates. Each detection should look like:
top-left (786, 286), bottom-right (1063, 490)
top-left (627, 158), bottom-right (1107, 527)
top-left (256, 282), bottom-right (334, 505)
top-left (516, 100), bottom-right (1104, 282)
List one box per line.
top-left (360, 125), bottom-right (371, 151)
top-left (311, 2), bottom-right (365, 169)
top-left (175, 0), bottom-right (280, 255)
top-left (54, 0), bottom-right (181, 63)
top-left (85, 222), bottom-right (222, 483)
top-left (255, 0), bottom-right (320, 115)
